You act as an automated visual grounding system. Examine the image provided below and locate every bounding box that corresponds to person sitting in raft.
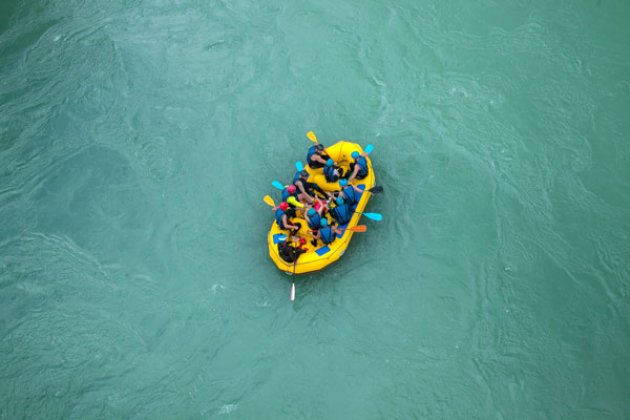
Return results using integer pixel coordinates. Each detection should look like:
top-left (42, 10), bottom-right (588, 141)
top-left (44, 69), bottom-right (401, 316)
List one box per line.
top-left (277, 236), bottom-right (306, 263)
top-left (313, 218), bottom-right (342, 245)
top-left (337, 179), bottom-right (363, 208)
top-left (306, 143), bottom-right (331, 169)
top-left (274, 201), bottom-right (301, 234)
top-left (305, 207), bottom-right (325, 245)
top-left (292, 170), bottom-right (313, 203)
top-left (329, 197), bottom-right (352, 225)
top-left (312, 196), bottom-right (330, 214)
top-left (281, 184), bottom-right (307, 209)
top-left (347, 150), bottom-right (369, 183)
top-left (281, 184), bottom-right (297, 202)
top-left (293, 169), bottom-right (329, 200)
top-left (305, 207), bottom-right (323, 232)
top-left (323, 159), bottom-right (343, 183)
top-left (292, 170), bottom-right (319, 204)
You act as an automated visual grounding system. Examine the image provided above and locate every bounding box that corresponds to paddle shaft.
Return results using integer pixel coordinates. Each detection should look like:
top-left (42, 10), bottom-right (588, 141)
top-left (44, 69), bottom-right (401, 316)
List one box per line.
top-left (290, 247), bottom-right (299, 300)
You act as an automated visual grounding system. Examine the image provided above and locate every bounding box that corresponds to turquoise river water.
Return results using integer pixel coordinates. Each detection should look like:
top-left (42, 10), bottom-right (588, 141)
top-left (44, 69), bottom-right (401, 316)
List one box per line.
top-left (1, 0), bottom-right (630, 418)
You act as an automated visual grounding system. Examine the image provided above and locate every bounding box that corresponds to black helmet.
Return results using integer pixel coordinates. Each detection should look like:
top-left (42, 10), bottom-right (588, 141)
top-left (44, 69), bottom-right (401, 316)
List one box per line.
top-left (315, 144), bottom-right (325, 151)
top-left (300, 170), bottom-right (309, 179)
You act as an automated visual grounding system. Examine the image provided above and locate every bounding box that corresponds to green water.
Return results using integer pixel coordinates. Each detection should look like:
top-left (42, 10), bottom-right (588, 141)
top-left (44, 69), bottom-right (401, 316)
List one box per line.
top-left (2, 0), bottom-right (630, 418)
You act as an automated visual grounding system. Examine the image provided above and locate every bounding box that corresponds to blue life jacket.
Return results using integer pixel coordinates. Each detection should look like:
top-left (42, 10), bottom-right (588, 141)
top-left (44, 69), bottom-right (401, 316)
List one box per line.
top-left (307, 213), bottom-right (321, 230)
top-left (355, 157), bottom-right (368, 178)
top-left (323, 165), bottom-right (337, 182)
top-left (292, 172), bottom-right (308, 194)
top-left (320, 226), bottom-right (335, 244)
top-left (331, 204), bottom-right (351, 225)
top-left (342, 186), bottom-right (357, 205)
top-left (307, 146), bottom-right (329, 169)
top-left (306, 145), bottom-right (318, 165)
top-left (275, 208), bottom-right (286, 227)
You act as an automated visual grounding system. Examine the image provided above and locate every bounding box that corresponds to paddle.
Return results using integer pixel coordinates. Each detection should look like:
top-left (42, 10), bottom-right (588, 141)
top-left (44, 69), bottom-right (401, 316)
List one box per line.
top-left (286, 196), bottom-right (304, 208)
top-left (265, 194), bottom-right (304, 209)
top-left (291, 253), bottom-right (297, 301)
top-left (272, 180), bottom-right (285, 190)
top-left (367, 186), bottom-right (383, 193)
top-left (356, 212), bottom-right (383, 221)
top-left (306, 131), bottom-right (318, 144)
top-left (341, 225), bottom-right (368, 232)
top-left (364, 144), bottom-right (374, 154)
top-left (295, 161), bottom-right (304, 172)
top-left (263, 195), bottom-right (275, 207)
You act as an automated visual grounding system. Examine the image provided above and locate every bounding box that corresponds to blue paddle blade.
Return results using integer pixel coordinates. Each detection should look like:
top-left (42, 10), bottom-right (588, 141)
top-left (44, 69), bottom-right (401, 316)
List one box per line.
top-left (364, 144), bottom-right (374, 154)
top-left (361, 212), bottom-right (383, 221)
top-left (272, 180), bottom-right (285, 190)
top-left (295, 161), bottom-right (304, 171)
top-left (277, 234), bottom-right (287, 242)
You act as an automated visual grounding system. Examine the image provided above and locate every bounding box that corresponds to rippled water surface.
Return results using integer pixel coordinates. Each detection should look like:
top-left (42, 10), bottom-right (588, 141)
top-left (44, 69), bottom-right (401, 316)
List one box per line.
top-left (2, 0), bottom-right (630, 418)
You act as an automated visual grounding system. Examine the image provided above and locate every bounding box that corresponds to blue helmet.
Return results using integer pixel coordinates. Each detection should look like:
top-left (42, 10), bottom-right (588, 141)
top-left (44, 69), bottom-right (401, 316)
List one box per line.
top-left (326, 159), bottom-right (333, 167)
top-left (336, 197), bottom-right (344, 206)
top-left (307, 208), bottom-right (316, 216)
top-left (351, 151), bottom-right (360, 159)
top-left (339, 179), bottom-right (348, 187)
top-left (320, 218), bottom-right (328, 227)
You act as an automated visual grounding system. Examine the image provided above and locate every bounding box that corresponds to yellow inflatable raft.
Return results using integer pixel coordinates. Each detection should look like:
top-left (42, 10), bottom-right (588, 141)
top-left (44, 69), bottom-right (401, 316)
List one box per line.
top-left (267, 141), bottom-right (375, 275)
